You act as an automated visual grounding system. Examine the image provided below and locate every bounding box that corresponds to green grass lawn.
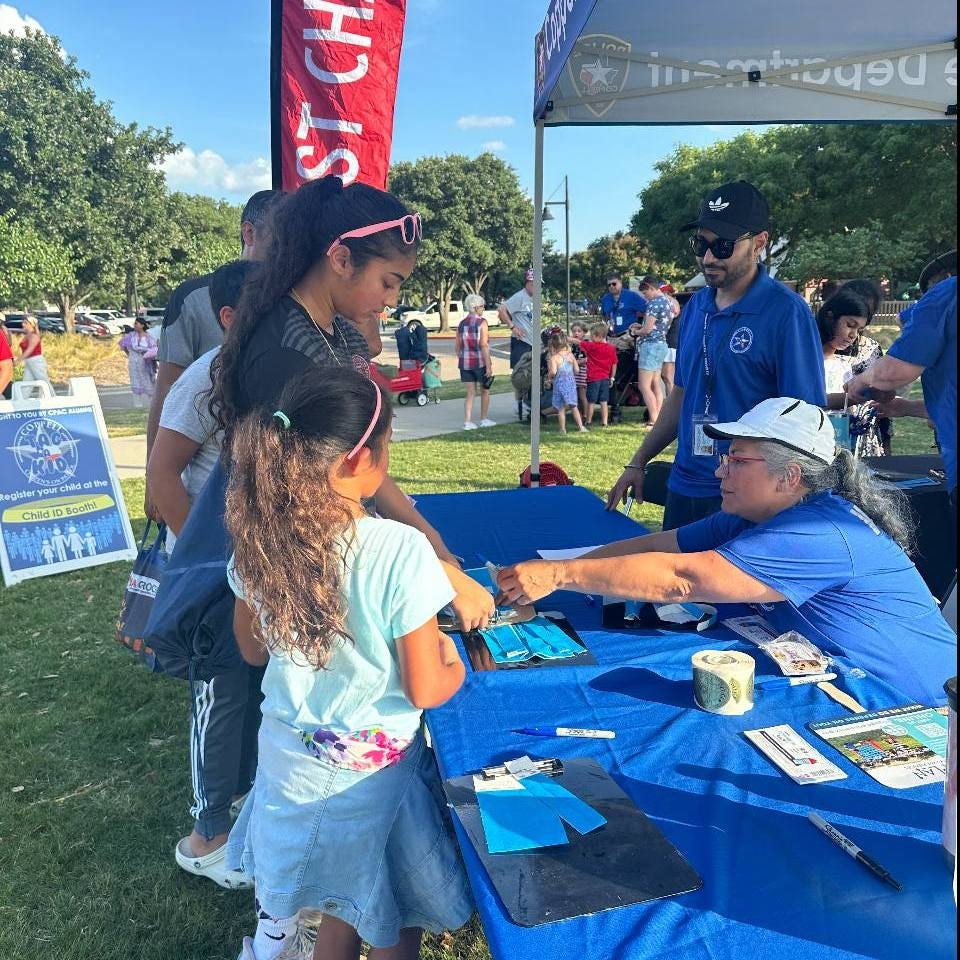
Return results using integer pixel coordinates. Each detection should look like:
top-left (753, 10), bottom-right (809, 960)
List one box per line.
top-left (0, 396), bottom-right (940, 960)
top-left (102, 406), bottom-right (149, 437)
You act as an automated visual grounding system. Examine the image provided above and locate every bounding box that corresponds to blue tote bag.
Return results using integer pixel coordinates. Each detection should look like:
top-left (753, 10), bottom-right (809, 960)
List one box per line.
top-left (144, 460), bottom-right (244, 682)
top-left (115, 521), bottom-right (169, 672)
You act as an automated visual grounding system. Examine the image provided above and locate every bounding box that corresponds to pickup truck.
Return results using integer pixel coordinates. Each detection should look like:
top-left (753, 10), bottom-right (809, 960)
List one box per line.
top-left (400, 299), bottom-right (501, 331)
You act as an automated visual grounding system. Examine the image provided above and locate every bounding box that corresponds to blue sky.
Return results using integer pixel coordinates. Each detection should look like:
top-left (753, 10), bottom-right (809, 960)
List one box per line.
top-left (4, 1), bottom-right (760, 252)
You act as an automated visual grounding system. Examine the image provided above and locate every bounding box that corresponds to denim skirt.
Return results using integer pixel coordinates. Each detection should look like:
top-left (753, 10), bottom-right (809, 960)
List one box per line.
top-left (225, 719), bottom-right (474, 948)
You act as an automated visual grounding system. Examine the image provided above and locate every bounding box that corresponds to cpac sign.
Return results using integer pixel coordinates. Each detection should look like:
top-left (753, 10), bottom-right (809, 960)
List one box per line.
top-left (275, 0), bottom-right (407, 191)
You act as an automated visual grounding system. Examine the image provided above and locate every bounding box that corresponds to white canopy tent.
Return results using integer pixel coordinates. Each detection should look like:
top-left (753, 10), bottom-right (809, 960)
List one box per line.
top-left (526, 0), bottom-right (957, 482)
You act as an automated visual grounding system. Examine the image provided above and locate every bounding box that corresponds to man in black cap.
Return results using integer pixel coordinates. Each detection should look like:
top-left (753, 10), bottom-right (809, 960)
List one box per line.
top-left (145, 189), bottom-right (282, 519)
top-left (607, 179), bottom-right (826, 529)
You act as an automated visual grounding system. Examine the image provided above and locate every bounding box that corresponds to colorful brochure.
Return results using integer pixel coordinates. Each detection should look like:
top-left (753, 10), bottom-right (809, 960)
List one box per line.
top-left (808, 705), bottom-right (948, 789)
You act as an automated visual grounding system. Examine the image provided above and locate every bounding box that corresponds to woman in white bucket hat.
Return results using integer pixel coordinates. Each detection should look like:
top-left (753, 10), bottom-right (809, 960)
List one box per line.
top-left (499, 397), bottom-right (955, 706)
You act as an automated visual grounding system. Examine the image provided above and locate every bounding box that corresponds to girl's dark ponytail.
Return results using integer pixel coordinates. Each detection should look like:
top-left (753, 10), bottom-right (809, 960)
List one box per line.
top-left (211, 177), bottom-right (415, 453)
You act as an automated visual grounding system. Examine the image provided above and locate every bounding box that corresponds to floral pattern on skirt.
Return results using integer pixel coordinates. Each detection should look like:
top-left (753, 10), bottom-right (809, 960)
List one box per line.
top-left (301, 726), bottom-right (413, 772)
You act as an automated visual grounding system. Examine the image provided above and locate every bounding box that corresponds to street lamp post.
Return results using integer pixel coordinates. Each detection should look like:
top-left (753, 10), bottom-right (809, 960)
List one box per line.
top-left (542, 175), bottom-right (570, 333)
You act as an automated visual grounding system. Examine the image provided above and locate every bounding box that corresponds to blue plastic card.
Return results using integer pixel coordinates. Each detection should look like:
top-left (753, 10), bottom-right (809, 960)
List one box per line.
top-left (522, 774), bottom-right (608, 835)
top-left (479, 617), bottom-right (582, 664)
top-left (475, 782), bottom-right (570, 853)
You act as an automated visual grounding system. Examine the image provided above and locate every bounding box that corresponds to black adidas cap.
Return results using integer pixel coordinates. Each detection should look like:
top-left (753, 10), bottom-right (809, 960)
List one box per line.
top-left (679, 180), bottom-right (770, 240)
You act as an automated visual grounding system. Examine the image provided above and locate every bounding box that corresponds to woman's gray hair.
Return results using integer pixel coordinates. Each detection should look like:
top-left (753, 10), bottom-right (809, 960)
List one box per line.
top-left (757, 441), bottom-right (915, 553)
top-left (463, 293), bottom-right (485, 315)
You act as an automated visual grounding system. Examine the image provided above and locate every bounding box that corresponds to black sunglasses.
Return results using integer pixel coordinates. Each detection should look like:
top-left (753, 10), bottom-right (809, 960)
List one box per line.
top-left (689, 232), bottom-right (753, 260)
top-left (606, 280), bottom-right (620, 287)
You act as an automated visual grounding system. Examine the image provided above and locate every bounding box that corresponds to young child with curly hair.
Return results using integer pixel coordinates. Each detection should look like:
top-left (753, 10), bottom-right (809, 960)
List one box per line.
top-left (224, 367), bottom-right (472, 960)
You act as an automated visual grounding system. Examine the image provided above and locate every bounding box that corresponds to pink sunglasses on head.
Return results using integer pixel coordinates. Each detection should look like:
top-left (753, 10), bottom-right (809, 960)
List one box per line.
top-left (326, 212), bottom-right (422, 258)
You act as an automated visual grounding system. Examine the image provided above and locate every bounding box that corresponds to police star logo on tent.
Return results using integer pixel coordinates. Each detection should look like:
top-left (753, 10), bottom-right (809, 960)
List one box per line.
top-left (567, 35), bottom-right (631, 118)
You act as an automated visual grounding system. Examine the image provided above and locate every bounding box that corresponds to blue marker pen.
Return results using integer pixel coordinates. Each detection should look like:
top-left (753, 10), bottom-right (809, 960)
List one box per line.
top-left (755, 672), bottom-right (836, 689)
top-left (514, 726), bottom-right (615, 739)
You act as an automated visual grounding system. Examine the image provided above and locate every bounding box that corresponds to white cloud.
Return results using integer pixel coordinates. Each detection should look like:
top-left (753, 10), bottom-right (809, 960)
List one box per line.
top-left (159, 147), bottom-right (272, 196)
top-left (480, 140), bottom-right (506, 152)
top-left (0, 4), bottom-right (45, 36)
top-left (456, 114), bottom-right (515, 130)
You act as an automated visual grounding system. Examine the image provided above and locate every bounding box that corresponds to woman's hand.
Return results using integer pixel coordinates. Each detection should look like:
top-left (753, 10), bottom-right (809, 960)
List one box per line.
top-left (497, 560), bottom-right (563, 605)
top-left (444, 564), bottom-right (495, 631)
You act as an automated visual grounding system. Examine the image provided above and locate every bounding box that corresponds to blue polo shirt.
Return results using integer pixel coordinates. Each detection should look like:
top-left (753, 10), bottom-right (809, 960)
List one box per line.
top-left (887, 276), bottom-right (957, 492)
top-left (672, 266), bottom-right (826, 497)
top-left (676, 492), bottom-right (956, 706)
top-left (600, 288), bottom-right (646, 337)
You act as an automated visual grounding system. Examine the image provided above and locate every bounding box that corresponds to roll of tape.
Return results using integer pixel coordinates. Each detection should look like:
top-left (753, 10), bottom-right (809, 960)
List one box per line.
top-left (692, 650), bottom-right (755, 715)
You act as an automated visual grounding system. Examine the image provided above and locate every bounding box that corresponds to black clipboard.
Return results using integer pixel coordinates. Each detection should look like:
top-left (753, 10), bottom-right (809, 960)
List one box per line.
top-left (443, 758), bottom-right (703, 926)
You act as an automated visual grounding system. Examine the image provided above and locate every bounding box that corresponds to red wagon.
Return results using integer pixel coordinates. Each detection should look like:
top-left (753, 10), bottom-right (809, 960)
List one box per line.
top-left (370, 360), bottom-right (429, 406)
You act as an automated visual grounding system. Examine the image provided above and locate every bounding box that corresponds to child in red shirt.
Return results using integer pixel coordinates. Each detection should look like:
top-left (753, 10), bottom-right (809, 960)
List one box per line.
top-left (577, 322), bottom-right (617, 426)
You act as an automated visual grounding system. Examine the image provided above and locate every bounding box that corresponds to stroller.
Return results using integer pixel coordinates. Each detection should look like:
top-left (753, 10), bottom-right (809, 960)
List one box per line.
top-left (509, 329), bottom-right (554, 422)
top-left (395, 318), bottom-right (429, 367)
top-left (370, 316), bottom-right (436, 407)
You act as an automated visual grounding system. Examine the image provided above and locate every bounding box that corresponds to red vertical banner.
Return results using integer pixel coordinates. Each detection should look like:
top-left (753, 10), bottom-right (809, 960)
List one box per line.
top-left (271, 0), bottom-right (407, 191)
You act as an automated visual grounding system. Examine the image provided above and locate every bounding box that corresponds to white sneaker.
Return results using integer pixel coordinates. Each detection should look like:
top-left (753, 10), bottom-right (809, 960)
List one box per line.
top-left (464, 422), bottom-right (478, 430)
top-left (479, 418), bottom-right (497, 427)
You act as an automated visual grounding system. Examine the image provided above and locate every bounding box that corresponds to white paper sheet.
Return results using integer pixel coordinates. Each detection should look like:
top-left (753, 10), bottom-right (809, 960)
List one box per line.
top-left (536, 545), bottom-right (602, 561)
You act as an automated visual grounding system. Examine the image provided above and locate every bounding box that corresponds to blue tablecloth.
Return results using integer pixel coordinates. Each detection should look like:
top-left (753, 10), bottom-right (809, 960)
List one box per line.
top-left (419, 486), bottom-right (956, 960)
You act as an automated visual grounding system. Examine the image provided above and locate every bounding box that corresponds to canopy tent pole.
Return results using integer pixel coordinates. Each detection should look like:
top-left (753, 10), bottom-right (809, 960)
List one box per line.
top-left (529, 118), bottom-right (546, 486)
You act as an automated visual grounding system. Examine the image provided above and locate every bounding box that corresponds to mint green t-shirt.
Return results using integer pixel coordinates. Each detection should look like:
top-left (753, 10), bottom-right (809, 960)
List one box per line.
top-left (228, 516), bottom-right (455, 741)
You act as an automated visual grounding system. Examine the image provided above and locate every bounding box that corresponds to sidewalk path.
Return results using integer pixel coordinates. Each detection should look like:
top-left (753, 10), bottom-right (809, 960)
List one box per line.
top-left (97, 335), bottom-right (514, 413)
top-left (108, 390), bottom-right (521, 479)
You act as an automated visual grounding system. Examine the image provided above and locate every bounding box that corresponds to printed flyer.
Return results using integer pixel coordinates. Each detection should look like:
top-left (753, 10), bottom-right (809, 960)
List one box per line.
top-left (0, 399), bottom-right (136, 585)
top-left (809, 705), bottom-right (948, 789)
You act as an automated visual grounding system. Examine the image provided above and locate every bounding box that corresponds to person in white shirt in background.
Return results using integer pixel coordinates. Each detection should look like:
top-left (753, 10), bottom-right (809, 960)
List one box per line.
top-left (146, 259), bottom-right (261, 890)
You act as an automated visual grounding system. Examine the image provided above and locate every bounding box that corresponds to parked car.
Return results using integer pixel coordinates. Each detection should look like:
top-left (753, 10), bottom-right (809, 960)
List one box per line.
top-left (35, 312), bottom-right (66, 334)
top-left (73, 312), bottom-right (112, 338)
top-left (400, 299), bottom-right (501, 331)
top-left (85, 310), bottom-right (127, 335)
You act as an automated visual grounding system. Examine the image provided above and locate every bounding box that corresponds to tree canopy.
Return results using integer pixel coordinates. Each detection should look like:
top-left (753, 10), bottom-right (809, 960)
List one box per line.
top-left (631, 124), bottom-right (956, 287)
top-left (389, 153), bottom-right (532, 330)
top-left (0, 30), bottom-right (179, 327)
top-left (542, 232), bottom-right (681, 302)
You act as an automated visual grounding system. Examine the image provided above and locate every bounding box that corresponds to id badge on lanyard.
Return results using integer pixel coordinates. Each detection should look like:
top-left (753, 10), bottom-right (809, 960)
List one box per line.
top-left (692, 310), bottom-right (721, 458)
top-left (692, 412), bottom-right (718, 457)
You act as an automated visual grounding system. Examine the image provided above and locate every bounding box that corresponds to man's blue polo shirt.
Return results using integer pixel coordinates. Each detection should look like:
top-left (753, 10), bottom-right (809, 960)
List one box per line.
top-left (600, 288), bottom-right (646, 337)
top-left (672, 266), bottom-right (826, 497)
top-left (888, 277), bottom-right (957, 492)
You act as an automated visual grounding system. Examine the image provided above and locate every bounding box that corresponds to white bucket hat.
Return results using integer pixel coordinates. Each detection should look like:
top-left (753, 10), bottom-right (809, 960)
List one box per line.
top-left (704, 397), bottom-right (837, 464)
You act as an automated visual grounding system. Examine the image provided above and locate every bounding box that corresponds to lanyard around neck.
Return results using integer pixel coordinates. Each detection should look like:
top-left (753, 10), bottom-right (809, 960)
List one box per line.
top-left (701, 308), bottom-right (739, 415)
